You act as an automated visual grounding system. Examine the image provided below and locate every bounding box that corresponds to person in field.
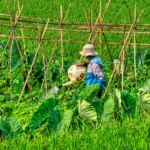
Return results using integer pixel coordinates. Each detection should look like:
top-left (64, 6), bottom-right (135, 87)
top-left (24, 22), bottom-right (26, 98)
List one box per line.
top-left (76, 43), bottom-right (105, 98)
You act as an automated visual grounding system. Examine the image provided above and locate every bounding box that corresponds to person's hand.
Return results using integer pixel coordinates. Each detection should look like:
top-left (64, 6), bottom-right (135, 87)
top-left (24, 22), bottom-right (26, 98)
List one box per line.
top-left (76, 62), bottom-right (84, 67)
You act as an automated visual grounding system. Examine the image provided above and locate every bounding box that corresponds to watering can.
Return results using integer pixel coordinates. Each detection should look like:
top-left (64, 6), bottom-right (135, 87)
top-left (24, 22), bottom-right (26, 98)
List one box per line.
top-left (49, 65), bottom-right (86, 97)
top-left (62, 65), bottom-right (86, 86)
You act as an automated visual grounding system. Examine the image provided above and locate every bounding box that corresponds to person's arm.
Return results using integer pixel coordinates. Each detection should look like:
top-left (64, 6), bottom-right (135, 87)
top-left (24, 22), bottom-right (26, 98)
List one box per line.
top-left (76, 62), bottom-right (87, 67)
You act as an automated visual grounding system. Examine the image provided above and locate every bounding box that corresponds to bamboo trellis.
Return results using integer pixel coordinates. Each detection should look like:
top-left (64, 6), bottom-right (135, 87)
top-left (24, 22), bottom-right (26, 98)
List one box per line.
top-left (0, 0), bottom-right (149, 103)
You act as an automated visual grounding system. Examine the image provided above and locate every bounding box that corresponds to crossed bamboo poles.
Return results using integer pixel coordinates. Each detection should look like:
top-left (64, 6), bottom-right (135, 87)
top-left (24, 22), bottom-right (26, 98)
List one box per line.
top-left (0, 0), bottom-right (146, 103)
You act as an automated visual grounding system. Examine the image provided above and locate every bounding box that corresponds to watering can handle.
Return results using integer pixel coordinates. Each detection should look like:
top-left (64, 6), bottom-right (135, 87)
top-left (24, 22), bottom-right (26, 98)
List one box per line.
top-left (79, 56), bottom-right (83, 62)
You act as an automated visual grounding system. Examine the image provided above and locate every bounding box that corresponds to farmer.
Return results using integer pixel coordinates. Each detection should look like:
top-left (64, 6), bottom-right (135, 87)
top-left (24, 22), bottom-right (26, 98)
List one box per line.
top-left (76, 43), bottom-right (105, 98)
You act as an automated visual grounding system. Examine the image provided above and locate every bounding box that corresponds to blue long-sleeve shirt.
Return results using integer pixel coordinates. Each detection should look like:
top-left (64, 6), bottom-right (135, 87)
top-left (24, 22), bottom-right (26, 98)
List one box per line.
top-left (85, 56), bottom-right (105, 88)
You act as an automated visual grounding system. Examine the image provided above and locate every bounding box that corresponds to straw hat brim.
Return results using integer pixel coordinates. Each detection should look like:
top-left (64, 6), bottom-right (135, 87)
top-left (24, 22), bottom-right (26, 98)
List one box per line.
top-left (80, 51), bottom-right (98, 56)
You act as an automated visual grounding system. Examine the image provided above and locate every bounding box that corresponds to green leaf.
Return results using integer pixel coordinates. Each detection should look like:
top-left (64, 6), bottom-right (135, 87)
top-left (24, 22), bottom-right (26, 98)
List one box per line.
top-left (48, 109), bottom-right (61, 131)
top-left (8, 118), bottom-right (23, 138)
top-left (114, 88), bottom-right (122, 113)
top-left (11, 57), bottom-right (21, 71)
top-left (78, 99), bottom-right (97, 122)
top-left (27, 53), bottom-right (34, 66)
top-left (57, 109), bottom-right (75, 134)
top-left (1, 40), bottom-right (22, 71)
top-left (121, 90), bottom-right (136, 117)
top-left (0, 117), bottom-right (10, 137)
top-left (29, 98), bottom-right (57, 132)
top-left (139, 79), bottom-right (150, 93)
top-left (130, 49), bottom-right (149, 67)
top-left (139, 93), bottom-right (150, 115)
top-left (0, 117), bottom-right (23, 138)
top-left (137, 49), bottom-right (147, 67)
top-left (101, 97), bottom-right (114, 124)
top-left (92, 98), bottom-right (104, 118)
top-left (79, 84), bottom-right (100, 101)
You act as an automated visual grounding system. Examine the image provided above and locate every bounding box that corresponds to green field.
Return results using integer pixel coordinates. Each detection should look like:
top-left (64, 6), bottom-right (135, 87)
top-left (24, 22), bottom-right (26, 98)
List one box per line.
top-left (0, 0), bottom-right (150, 150)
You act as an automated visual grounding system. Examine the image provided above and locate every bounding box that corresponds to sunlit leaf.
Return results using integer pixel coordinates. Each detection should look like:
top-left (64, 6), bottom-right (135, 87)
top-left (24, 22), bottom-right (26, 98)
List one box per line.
top-left (139, 79), bottom-right (150, 93)
top-left (139, 93), bottom-right (150, 114)
top-left (78, 99), bottom-right (97, 122)
top-left (114, 88), bottom-right (122, 113)
top-left (57, 109), bottom-right (75, 134)
top-left (8, 118), bottom-right (23, 138)
top-left (101, 97), bottom-right (114, 124)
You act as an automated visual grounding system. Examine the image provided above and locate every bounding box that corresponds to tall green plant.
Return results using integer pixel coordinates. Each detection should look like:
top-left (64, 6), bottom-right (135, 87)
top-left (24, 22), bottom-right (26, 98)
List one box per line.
top-left (121, 90), bottom-right (136, 117)
top-left (138, 79), bottom-right (150, 115)
top-left (0, 117), bottom-right (23, 139)
top-left (29, 98), bottom-right (58, 132)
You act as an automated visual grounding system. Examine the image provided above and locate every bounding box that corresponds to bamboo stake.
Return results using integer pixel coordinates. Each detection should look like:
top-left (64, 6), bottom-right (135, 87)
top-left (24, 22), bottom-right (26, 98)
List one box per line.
top-left (18, 1), bottom-right (26, 50)
top-left (79, 0), bottom-right (110, 62)
top-left (1, 22), bottom-right (150, 33)
top-left (1, 33), bottom-right (150, 46)
top-left (1, 16), bottom-right (150, 29)
top-left (60, 5), bottom-right (64, 72)
top-left (134, 5), bottom-right (137, 85)
top-left (92, 1), bottom-right (113, 62)
top-left (0, 2), bottom-right (25, 63)
top-left (18, 19), bottom-right (49, 104)
top-left (5, 0), bottom-right (14, 101)
top-left (38, 22), bottom-right (48, 97)
top-left (122, 21), bottom-right (126, 90)
top-left (17, 1), bottom-right (34, 100)
top-left (40, 4), bottom-right (72, 92)
top-left (1, 13), bottom-right (150, 27)
top-left (5, 0), bottom-right (26, 101)
top-left (103, 9), bottom-right (143, 97)
top-left (84, 8), bottom-right (89, 27)
top-left (42, 42), bottom-right (48, 97)
top-left (100, 0), bottom-right (102, 56)
top-left (87, 0), bottom-right (112, 43)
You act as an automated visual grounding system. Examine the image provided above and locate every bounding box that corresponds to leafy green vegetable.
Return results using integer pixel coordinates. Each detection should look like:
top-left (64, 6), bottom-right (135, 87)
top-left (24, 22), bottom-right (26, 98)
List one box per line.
top-left (78, 99), bottom-right (97, 122)
top-left (121, 90), bottom-right (136, 117)
top-left (29, 98), bottom-right (57, 132)
top-left (139, 93), bottom-right (150, 114)
top-left (139, 79), bottom-right (150, 93)
top-left (101, 97), bottom-right (114, 124)
top-left (79, 84), bottom-right (100, 101)
top-left (57, 109), bottom-right (75, 134)
top-left (0, 117), bottom-right (23, 139)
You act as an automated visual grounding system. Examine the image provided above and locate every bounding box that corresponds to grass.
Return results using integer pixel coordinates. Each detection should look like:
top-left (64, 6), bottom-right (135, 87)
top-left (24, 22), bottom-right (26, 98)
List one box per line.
top-left (0, 116), bottom-right (149, 150)
top-left (0, 0), bottom-right (150, 62)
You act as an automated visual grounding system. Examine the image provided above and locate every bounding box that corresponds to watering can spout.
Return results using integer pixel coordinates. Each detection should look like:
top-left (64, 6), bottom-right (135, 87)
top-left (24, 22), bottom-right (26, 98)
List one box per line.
top-left (47, 65), bottom-right (86, 98)
top-left (62, 81), bottom-right (75, 86)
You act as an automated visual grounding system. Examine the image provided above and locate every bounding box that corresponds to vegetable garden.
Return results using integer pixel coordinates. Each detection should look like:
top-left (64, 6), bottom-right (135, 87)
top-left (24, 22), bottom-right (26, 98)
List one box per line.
top-left (0, 0), bottom-right (150, 149)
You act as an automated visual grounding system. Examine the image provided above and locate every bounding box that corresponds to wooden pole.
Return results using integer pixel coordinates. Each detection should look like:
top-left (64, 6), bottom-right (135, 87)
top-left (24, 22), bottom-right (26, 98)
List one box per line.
top-left (0, 2), bottom-right (25, 63)
top-left (18, 19), bottom-right (49, 104)
top-left (100, 0), bottom-right (102, 56)
top-left (60, 5), bottom-right (64, 73)
top-left (134, 5), bottom-right (137, 85)
top-left (40, 4), bottom-right (72, 91)
top-left (122, 21), bottom-right (126, 90)
top-left (103, 9), bottom-right (143, 97)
